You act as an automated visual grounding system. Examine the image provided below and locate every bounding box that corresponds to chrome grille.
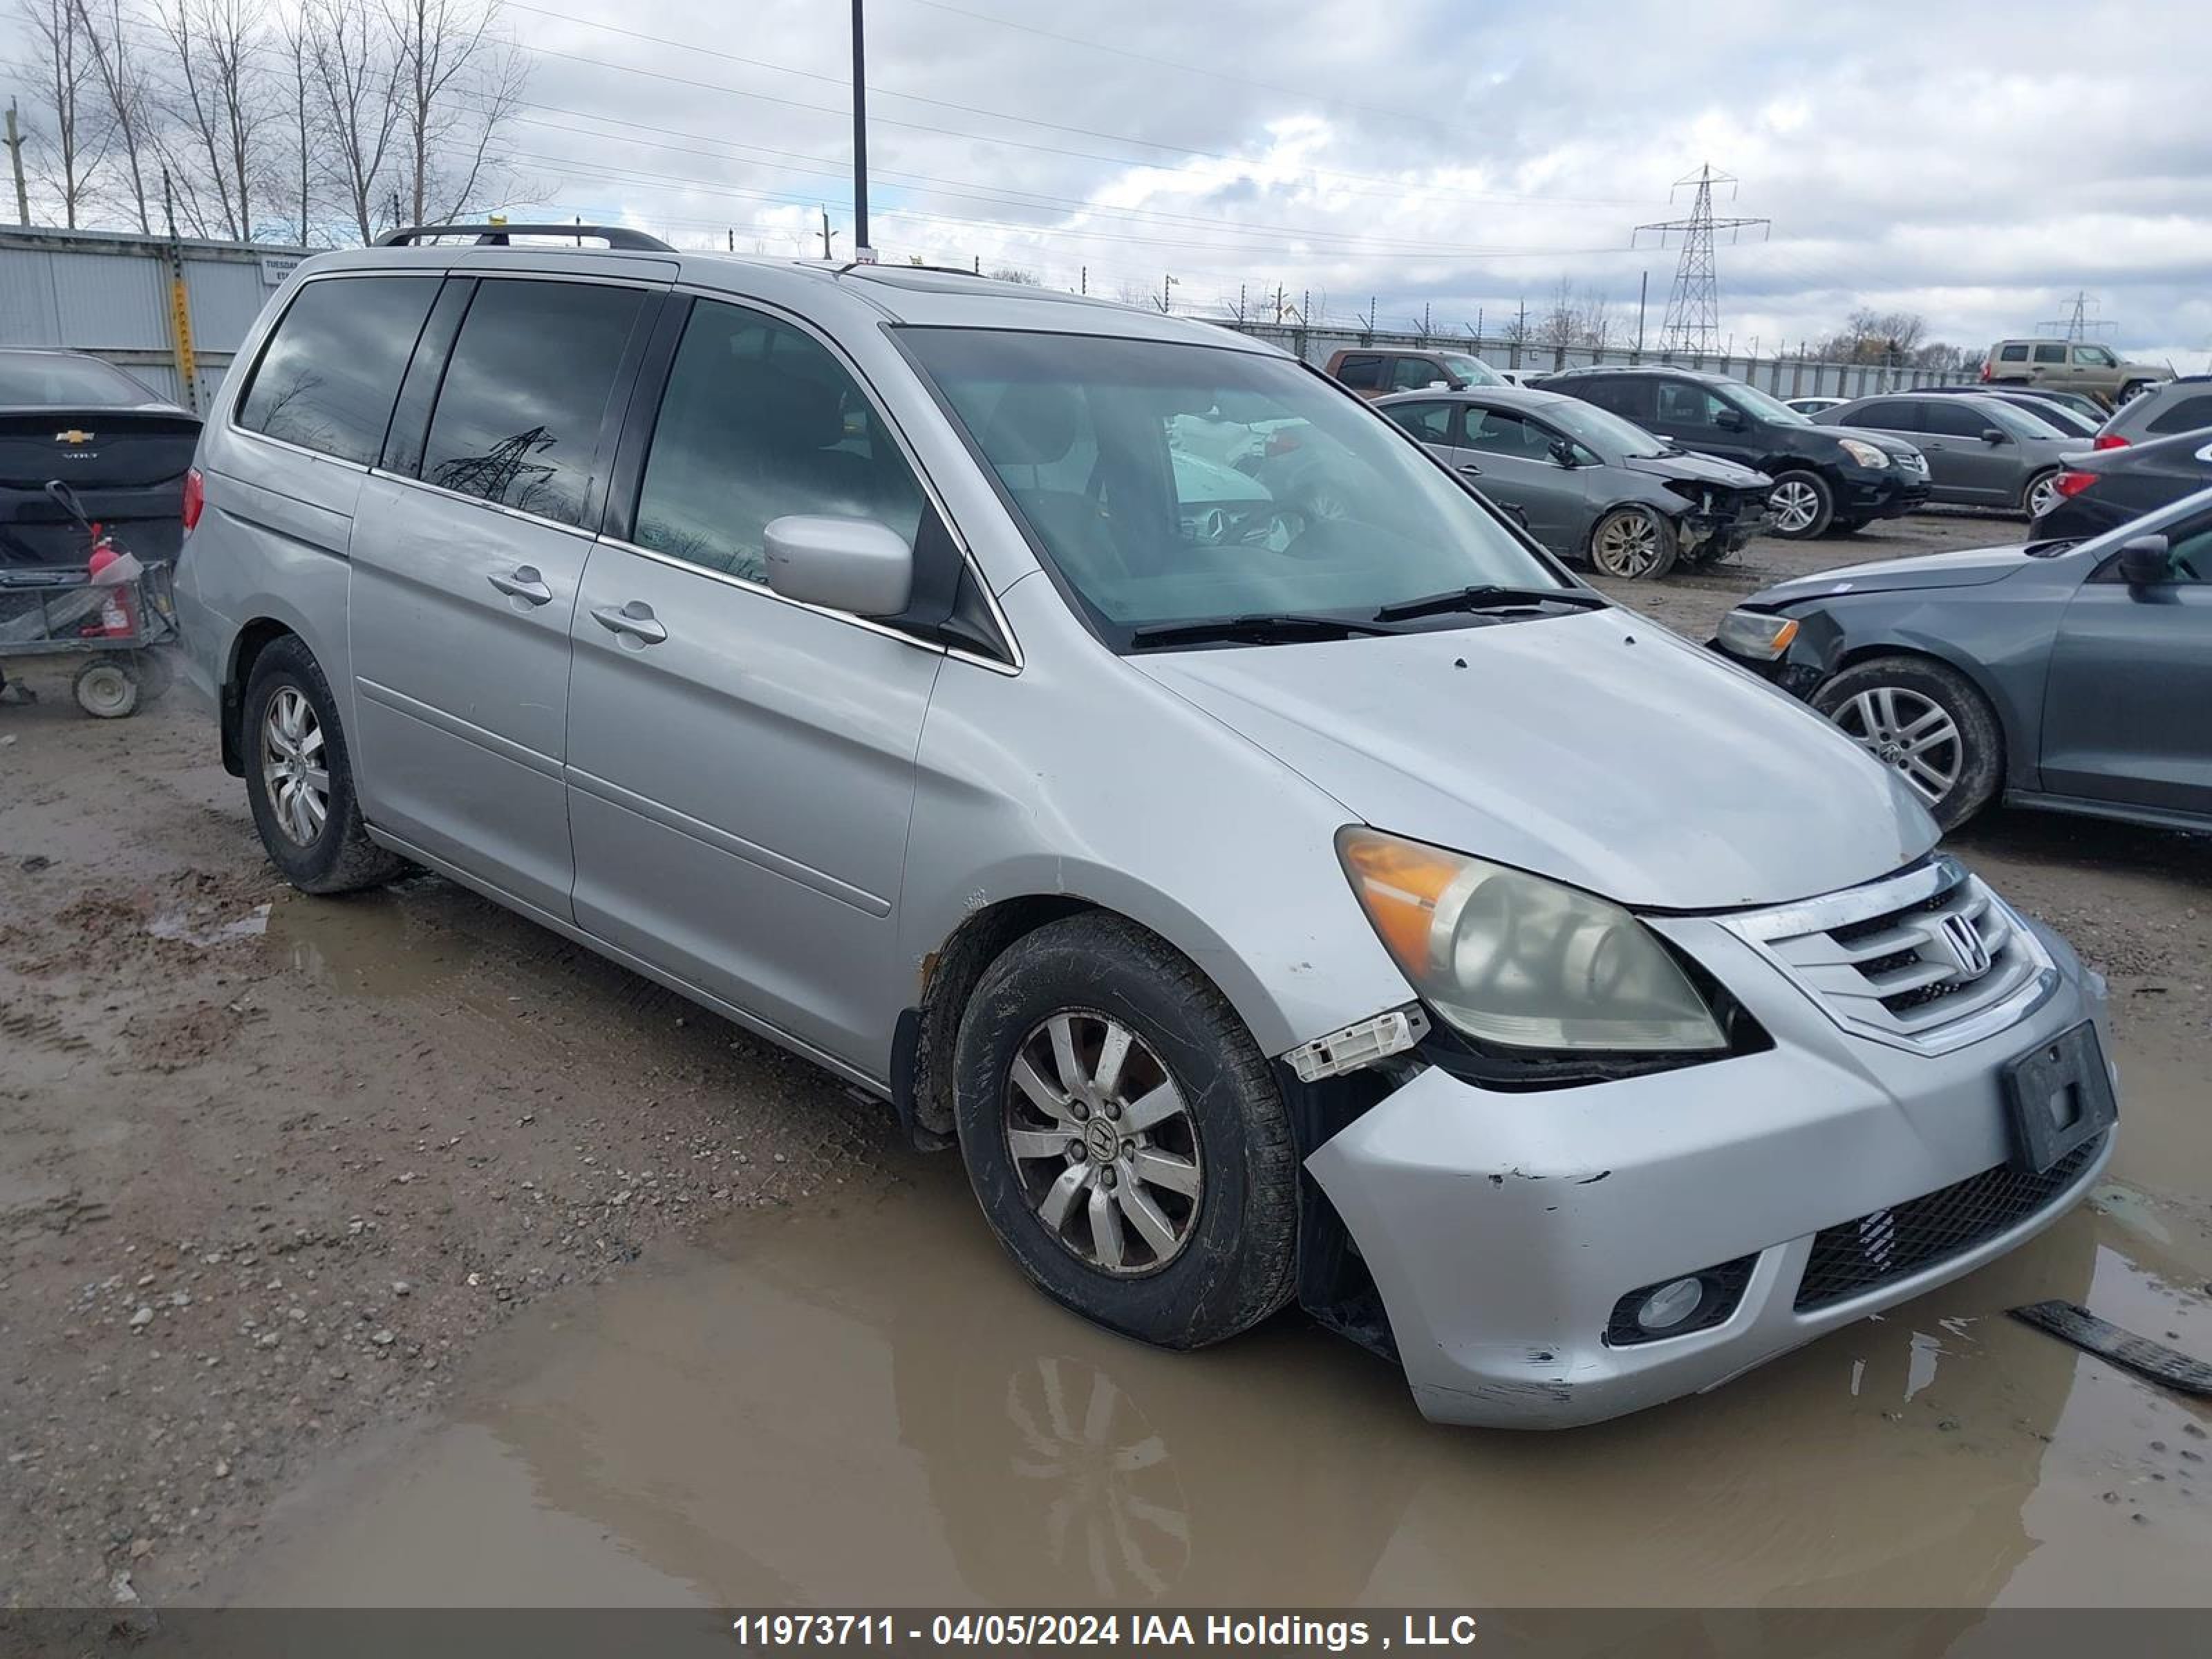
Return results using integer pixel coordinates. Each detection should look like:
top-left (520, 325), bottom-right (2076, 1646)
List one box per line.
top-left (1720, 856), bottom-right (2053, 1055)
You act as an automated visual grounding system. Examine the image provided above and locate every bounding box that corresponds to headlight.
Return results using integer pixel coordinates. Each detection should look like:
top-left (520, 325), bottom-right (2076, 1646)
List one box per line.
top-left (1716, 608), bottom-right (1801, 660)
top-left (1837, 437), bottom-right (1890, 469)
top-left (1336, 827), bottom-right (1727, 1053)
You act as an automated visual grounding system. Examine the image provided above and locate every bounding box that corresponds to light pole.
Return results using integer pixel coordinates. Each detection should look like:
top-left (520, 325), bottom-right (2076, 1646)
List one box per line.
top-left (852, 0), bottom-right (874, 263)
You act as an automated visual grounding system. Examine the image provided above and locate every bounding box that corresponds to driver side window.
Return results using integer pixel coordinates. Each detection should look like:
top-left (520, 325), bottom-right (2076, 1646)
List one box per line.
top-left (1654, 381), bottom-right (1727, 429)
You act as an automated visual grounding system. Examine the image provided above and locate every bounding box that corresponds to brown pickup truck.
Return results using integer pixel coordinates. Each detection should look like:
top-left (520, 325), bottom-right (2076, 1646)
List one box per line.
top-left (1326, 346), bottom-right (1503, 400)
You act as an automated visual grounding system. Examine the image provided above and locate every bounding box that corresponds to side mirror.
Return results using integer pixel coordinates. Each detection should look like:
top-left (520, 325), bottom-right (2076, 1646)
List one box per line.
top-left (1547, 438), bottom-right (1577, 468)
top-left (1981, 428), bottom-right (2008, 444)
top-left (762, 515), bottom-right (914, 617)
top-left (2115, 533), bottom-right (2171, 587)
top-left (1714, 406), bottom-right (1747, 431)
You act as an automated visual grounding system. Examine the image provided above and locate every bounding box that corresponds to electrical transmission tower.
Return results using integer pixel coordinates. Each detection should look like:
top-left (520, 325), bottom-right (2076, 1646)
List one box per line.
top-left (2038, 290), bottom-right (2113, 340)
top-left (1633, 165), bottom-right (1770, 355)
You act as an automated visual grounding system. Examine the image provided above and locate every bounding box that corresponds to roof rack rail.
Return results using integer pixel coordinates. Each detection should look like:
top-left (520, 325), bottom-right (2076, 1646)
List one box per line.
top-left (375, 223), bottom-right (676, 252)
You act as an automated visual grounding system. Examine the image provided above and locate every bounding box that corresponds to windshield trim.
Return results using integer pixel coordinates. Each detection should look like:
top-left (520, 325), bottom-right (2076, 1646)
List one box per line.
top-left (888, 324), bottom-right (1583, 655)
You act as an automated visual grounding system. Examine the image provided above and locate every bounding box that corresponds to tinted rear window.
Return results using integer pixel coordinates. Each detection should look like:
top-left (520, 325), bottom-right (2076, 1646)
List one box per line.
top-left (0, 353), bottom-right (158, 406)
top-left (236, 276), bottom-right (440, 465)
top-left (1336, 355), bottom-right (1382, 390)
top-left (419, 279), bottom-right (646, 527)
top-left (2146, 395), bottom-right (2212, 436)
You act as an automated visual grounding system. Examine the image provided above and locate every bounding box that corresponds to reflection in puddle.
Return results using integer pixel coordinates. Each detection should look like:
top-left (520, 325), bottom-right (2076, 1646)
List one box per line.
top-left (228, 1168), bottom-right (2212, 1610)
top-left (260, 882), bottom-right (481, 1000)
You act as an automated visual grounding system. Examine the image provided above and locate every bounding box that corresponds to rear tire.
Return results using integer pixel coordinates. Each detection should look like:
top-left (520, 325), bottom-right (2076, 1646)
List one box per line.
top-left (1588, 505), bottom-right (1678, 579)
top-left (242, 635), bottom-right (404, 894)
top-left (2022, 469), bottom-right (2062, 519)
top-left (1812, 655), bottom-right (2003, 830)
top-left (953, 914), bottom-right (1299, 1351)
top-left (1767, 469), bottom-right (1835, 539)
top-left (73, 658), bottom-right (140, 719)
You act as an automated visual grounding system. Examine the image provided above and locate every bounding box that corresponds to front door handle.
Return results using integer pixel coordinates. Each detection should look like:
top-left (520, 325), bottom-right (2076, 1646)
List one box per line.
top-left (1457, 461), bottom-right (1483, 476)
top-left (592, 600), bottom-right (667, 645)
top-left (489, 565), bottom-right (553, 605)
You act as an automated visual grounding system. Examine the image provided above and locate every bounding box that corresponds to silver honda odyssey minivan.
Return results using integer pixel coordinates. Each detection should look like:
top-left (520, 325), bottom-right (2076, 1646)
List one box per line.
top-left (174, 227), bottom-right (2117, 1428)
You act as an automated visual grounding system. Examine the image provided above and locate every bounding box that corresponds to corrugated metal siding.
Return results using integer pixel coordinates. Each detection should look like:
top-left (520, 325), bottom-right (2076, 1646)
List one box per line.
top-left (48, 250), bottom-right (173, 349)
top-left (1, 229), bottom-right (299, 411)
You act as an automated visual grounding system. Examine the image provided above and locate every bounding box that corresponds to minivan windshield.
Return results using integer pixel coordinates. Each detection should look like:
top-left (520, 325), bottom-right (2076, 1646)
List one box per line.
top-left (901, 329), bottom-right (1566, 642)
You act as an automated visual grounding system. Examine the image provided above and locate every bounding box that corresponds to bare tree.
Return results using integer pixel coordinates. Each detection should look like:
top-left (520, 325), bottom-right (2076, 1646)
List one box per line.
top-left (309, 0), bottom-right (403, 241)
top-left (386, 0), bottom-right (526, 226)
top-left (18, 0), bottom-right (108, 226)
top-left (986, 264), bottom-right (1042, 285)
top-left (149, 0), bottom-right (268, 240)
top-left (273, 7), bottom-right (317, 241)
top-left (70, 0), bottom-right (153, 231)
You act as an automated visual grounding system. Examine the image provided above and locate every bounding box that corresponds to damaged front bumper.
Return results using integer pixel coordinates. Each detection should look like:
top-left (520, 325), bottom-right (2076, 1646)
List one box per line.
top-left (1301, 918), bottom-right (2112, 1430)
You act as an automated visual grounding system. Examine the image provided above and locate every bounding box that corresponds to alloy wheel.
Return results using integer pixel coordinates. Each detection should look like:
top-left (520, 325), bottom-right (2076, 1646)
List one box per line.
top-left (1770, 479), bottom-right (1821, 534)
top-left (2026, 472), bottom-right (2063, 518)
top-left (1829, 685), bottom-right (1962, 807)
top-left (259, 685), bottom-right (330, 846)
top-left (1593, 510), bottom-right (1665, 578)
top-left (1004, 1011), bottom-right (1202, 1277)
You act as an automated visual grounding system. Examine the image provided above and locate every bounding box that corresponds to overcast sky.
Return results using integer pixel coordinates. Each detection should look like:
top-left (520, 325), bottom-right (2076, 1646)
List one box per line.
top-left (14, 0), bottom-right (2211, 366)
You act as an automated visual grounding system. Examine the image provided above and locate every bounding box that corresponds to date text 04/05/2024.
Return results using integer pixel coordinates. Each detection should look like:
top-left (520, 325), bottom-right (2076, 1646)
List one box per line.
top-left (729, 1614), bottom-right (1484, 1650)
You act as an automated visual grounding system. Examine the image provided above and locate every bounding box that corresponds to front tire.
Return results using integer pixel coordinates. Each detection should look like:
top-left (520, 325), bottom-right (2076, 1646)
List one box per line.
top-left (1588, 505), bottom-right (1678, 579)
top-left (243, 635), bottom-right (404, 894)
top-left (1767, 469), bottom-right (1835, 539)
top-left (1812, 655), bottom-right (2003, 830)
top-left (953, 914), bottom-right (1299, 1350)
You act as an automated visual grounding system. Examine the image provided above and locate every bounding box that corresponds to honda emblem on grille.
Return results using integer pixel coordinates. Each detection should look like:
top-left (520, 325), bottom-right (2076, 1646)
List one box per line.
top-left (1936, 914), bottom-right (1993, 982)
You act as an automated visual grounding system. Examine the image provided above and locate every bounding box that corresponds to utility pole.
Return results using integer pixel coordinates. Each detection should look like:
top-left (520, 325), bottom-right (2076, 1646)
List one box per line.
top-left (1079, 265), bottom-right (1087, 295)
top-left (727, 228), bottom-right (734, 252)
top-left (819, 207), bottom-right (836, 260)
top-left (850, 0), bottom-right (873, 262)
top-left (5, 100), bottom-right (28, 226)
top-left (1156, 272), bottom-right (1175, 313)
top-left (1634, 164), bottom-right (1770, 355)
top-left (2038, 290), bottom-right (2111, 340)
top-left (162, 165), bottom-right (178, 239)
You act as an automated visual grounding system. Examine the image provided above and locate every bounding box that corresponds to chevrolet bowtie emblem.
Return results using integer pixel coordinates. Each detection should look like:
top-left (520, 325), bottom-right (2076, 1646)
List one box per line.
top-left (56, 429), bottom-right (95, 444)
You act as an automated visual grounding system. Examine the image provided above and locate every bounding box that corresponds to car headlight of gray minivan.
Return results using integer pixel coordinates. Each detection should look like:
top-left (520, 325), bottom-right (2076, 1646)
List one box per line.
top-left (1337, 827), bottom-right (1727, 1053)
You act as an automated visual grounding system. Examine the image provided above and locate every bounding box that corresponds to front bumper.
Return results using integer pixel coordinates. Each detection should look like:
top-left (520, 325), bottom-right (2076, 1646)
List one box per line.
top-left (1840, 469), bottom-right (1930, 521)
top-left (1305, 916), bottom-right (2112, 1429)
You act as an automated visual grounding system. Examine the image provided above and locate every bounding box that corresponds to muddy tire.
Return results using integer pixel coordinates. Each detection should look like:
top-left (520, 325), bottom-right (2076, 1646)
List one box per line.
top-left (952, 913), bottom-right (1298, 1350)
top-left (1588, 505), bottom-right (1677, 579)
top-left (243, 634), bottom-right (404, 894)
top-left (1812, 655), bottom-right (2003, 831)
top-left (1767, 469), bottom-right (1835, 539)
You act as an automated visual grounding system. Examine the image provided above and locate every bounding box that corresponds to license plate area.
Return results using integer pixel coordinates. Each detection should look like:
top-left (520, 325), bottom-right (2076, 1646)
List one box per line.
top-left (2004, 1021), bottom-right (2117, 1174)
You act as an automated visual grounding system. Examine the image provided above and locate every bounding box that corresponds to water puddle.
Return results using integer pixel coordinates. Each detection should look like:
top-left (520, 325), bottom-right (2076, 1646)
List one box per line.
top-left (147, 902), bottom-right (270, 948)
top-left (227, 1164), bottom-right (2212, 1609)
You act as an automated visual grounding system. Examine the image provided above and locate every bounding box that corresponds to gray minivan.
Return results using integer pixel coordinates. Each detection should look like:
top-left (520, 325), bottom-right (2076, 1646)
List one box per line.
top-left (175, 227), bottom-right (2116, 1429)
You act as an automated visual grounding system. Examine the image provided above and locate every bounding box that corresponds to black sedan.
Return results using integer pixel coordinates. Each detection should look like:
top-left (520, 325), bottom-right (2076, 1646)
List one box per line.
top-left (2030, 424), bottom-right (2212, 543)
top-left (1713, 486), bottom-right (2212, 832)
top-left (1, 349), bottom-right (200, 568)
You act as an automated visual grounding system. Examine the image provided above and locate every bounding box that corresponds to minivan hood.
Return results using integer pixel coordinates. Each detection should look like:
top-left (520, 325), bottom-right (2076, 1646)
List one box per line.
top-left (1755, 544), bottom-right (2035, 604)
top-left (1132, 610), bottom-right (1934, 912)
top-left (1622, 451), bottom-right (1770, 488)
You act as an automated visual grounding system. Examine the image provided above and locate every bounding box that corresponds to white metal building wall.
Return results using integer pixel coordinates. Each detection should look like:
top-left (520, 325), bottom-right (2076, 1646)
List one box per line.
top-left (0, 227), bottom-right (304, 409)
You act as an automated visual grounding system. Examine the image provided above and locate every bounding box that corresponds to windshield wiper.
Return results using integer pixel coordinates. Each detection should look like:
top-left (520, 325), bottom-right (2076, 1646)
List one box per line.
top-left (1128, 612), bottom-right (1399, 649)
top-left (1374, 584), bottom-right (1609, 623)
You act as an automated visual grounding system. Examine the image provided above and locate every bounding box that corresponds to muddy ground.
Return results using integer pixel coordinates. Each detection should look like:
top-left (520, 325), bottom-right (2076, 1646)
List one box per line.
top-left (2, 506), bottom-right (2209, 1613)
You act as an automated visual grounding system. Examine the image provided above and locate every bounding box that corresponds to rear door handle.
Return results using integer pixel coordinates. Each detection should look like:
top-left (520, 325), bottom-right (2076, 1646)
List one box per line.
top-left (592, 600), bottom-right (667, 645)
top-left (489, 565), bottom-right (553, 605)
top-left (1457, 462), bottom-right (1483, 476)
